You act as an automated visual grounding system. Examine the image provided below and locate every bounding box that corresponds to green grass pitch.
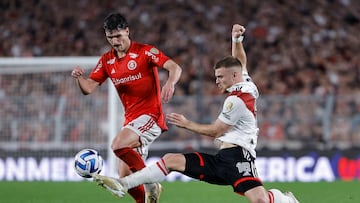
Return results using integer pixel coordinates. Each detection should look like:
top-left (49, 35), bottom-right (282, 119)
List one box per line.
top-left (0, 181), bottom-right (359, 203)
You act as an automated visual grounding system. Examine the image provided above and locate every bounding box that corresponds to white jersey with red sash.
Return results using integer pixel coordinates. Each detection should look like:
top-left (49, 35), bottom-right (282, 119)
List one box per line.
top-left (216, 74), bottom-right (259, 157)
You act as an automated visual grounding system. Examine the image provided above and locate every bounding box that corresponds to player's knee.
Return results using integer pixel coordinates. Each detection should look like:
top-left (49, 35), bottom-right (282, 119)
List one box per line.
top-left (162, 153), bottom-right (181, 164)
top-left (110, 140), bottom-right (118, 151)
top-left (162, 153), bottom-right (186, 172)
top-left (110, 142), bottom-right (132, 152)
top-left (111, 140), bottom-right (124, 151)
top-left (245, 186), bottom-right (269, 203)
top-left (111, 132), bottom-right (140, 150)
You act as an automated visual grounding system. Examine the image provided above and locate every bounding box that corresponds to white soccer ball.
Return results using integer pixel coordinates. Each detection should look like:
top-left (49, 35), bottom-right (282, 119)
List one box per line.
top-left (74, 148), bottom-right (103, 178)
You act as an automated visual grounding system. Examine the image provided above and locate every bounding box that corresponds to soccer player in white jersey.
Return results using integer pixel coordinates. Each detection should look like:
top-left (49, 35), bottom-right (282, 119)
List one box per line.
top-left (94, 24), bottom-right (299, 203)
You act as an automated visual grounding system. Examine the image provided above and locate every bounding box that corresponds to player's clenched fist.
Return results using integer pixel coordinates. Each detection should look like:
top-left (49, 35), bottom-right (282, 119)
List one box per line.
top-left (71, 66), bottom-right (84, 78)
top-left (232, 24), bottom-right (245, 38)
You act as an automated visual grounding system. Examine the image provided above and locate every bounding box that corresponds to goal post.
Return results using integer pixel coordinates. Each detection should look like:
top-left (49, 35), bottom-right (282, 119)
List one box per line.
top-left (0, 57), bottom-right (98, 73)
top-left (107, 80), bottom-right (122, 177)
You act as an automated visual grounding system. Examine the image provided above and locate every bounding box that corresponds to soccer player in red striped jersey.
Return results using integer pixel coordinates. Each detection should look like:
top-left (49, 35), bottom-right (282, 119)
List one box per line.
top-left (71, 13), bottom-right (182, 203)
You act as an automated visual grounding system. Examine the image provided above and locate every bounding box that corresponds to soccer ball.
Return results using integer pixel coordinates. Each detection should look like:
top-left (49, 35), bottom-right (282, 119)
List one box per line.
top-left (74, 149), bottom-right (103, 178)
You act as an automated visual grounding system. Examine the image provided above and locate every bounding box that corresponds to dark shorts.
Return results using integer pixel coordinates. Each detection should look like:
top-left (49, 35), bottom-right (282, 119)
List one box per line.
top-left (183, 146), bottom-right (263, 194)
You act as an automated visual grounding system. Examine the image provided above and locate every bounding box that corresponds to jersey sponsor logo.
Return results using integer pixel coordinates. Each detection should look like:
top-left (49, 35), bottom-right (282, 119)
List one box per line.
top-left (129, 53), bottom-right (139, 58)
top-left (145, 50), bottom-right (159, 63)
top-left (127, 60), bottom-right (137, 70)
top-left (107, 57), bottom-right (116, 65)
top-left (111, 72), bottom-right (142, 85)
top-left (236, 161), bottom-right (258, 177)
top-left (236, 162), bottom-right (252, 176)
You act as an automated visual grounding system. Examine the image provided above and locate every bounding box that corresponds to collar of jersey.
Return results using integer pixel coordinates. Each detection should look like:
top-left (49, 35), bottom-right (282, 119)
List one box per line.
top-left (226, 82), bottom-right (244, 92)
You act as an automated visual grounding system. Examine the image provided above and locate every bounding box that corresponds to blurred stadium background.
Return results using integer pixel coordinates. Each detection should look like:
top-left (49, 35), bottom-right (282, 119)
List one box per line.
top-left (0, 0), bottom-right (360, 187)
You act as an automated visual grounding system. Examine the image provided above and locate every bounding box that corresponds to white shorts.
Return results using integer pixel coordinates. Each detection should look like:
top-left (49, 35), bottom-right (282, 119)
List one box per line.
top-left (124, 115), bottom-right (162, 159)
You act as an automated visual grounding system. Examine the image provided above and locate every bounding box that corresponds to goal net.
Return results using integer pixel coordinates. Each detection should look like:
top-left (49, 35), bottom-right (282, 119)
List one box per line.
top-left (0, 57), bottom-right (124, 179)
top-left (0, 57), bottom-right (109, 149)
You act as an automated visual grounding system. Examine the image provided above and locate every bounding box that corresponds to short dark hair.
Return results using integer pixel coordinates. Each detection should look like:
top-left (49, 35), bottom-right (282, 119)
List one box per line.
top-left (103, 13), bottom-right (129, 31)
top-left (214, 56), bottom-right (242, 70)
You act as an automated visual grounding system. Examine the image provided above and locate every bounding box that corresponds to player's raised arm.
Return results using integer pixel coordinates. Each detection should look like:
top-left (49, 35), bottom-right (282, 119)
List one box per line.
top-left (231, 24), bottom-right (247, 74)
top-left (71, 66), bottom-right (99, 95)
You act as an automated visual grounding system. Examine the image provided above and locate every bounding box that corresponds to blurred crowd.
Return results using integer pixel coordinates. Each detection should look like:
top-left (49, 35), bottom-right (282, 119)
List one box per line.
top-left (1, 0), bottom-right (360, 149)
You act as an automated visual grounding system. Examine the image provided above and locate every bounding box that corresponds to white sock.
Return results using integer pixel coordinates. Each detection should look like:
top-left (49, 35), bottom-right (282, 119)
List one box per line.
top-left (268, 189), bottom-right (296, 203)
top-left (120, 159), bottom-right (169, 190)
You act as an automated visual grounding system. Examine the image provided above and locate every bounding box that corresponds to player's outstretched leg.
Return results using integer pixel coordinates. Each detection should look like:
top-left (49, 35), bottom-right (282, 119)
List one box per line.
top-left (145, 183), bottom-right (163, 203)
top-left (93, 174), bottom-right (127, 198)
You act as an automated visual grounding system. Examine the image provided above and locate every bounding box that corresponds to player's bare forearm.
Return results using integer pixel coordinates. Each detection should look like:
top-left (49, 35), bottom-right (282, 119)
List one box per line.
top-left (76, 77), bottom-right (94, 95)
top-left (162, 60), bottom-right (182, 102)
top-left (164, 59), bottom-right (182, 86)
top-left (71, 67), bottom-right (99, 95)
top-left (167, 113), bottom-right (228, 138)
top-left (231, 24), bottom-right (248, 74)
top-left (232, 42), bottom-right (246, 66)
top-left (185, 122), bottom-right (220, 138)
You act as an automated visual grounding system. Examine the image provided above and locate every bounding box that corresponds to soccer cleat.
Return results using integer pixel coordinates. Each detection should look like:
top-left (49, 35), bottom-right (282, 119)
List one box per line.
top-left (92, 174), bottom-right (126, 198)
top-left (284, 191), bottom-right (300, 203)
top-left (145, 183), bottom-right (163, 203)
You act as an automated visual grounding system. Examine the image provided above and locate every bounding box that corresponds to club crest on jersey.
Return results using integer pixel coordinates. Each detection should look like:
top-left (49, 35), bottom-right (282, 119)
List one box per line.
top-left (127, 60), bottom-right (137, 70)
